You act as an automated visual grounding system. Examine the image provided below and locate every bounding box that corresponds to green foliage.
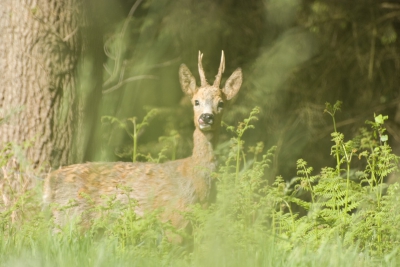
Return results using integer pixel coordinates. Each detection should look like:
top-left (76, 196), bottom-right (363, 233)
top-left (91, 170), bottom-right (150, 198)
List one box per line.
top-left (224, 106), bottom-right (261, 183)
top-left (141, 130), bottom-right (181, 163)
top-left (2, 104), bottom-right (400, 266)
top-left (102, 108), bottom-right (158, 162)
top-left (158, 130), bottom-right (180, 161)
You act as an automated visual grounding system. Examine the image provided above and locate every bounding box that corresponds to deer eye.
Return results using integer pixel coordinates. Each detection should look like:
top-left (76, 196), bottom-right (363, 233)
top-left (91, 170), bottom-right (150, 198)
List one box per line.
top-left (218, 101), bottom-right (224, 109)
top-left (194, 100), bottom-right (200, 106)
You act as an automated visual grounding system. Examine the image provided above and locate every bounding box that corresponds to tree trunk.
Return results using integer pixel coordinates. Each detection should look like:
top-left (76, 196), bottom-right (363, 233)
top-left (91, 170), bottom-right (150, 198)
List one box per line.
top-left (0, 0), bottom-right (82, 168)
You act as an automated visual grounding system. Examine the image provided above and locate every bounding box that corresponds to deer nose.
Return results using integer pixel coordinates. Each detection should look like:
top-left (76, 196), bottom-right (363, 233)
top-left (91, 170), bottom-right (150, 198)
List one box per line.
top-left (200, 113), bottom-right (214, 124)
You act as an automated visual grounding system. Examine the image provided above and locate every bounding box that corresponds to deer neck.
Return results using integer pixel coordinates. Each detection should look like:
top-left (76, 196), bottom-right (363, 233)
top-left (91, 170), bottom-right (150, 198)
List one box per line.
top-left (191, 127), bottom-right (218, 167)
top-left (187, 127), bottom-right (218, 203)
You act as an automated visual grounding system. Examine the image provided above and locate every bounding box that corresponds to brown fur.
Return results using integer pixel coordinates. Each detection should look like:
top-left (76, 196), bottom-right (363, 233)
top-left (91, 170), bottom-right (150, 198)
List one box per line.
top-left (43, 51), bottom-right (242, 236)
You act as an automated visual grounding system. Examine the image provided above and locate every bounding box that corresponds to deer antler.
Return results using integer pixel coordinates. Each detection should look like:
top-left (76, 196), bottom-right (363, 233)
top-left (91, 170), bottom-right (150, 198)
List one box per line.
top-left (198, 51), bottom-right (207, 86)
top-left (213, 50), bottom-right (225, 87)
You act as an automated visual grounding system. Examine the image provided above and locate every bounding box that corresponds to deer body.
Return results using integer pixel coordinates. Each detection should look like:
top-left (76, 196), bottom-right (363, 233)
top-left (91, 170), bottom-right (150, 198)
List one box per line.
top-left (43, 51), bottom-right (242, 232)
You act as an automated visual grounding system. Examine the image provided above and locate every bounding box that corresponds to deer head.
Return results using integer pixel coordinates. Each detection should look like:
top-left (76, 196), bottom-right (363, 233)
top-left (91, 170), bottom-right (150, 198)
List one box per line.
top-left (179, 51), bottom-right (242, 132)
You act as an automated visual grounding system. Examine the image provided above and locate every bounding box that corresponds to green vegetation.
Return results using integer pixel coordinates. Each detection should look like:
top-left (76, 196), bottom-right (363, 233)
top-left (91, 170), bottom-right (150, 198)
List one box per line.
top-left (102, 108), bottom-right (159, 162)
top-left (1, 102), bottom-right (400, 266)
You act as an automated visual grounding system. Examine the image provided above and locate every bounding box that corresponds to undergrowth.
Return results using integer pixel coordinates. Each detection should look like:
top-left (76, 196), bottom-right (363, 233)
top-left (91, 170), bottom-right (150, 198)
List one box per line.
top-left (1, 101), bottom-right (400, 266)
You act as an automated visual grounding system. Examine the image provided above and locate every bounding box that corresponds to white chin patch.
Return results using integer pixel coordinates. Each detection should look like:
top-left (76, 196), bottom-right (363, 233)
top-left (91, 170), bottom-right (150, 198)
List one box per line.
top-left (199, 124), bottom-right (212, 131)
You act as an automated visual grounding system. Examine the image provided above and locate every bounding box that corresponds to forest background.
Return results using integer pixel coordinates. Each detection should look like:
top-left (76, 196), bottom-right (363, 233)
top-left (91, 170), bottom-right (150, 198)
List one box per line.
top-left (1, 0), bottom-right (400, 266)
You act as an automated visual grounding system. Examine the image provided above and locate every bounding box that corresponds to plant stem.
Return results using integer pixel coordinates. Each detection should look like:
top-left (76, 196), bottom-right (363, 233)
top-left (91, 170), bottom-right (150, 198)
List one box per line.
top-left (343, 144), bottom-right (351, 218)
top-left (133, 119), bottom-right (137, 162)
top-left (304, 165), bottom-right (315, 205)
top-left (330, 115), bottom-right (342, 178)
top-left (235, 139), bottom-right (241, 185)
top-left (345, 162), bottom-right (350, 214)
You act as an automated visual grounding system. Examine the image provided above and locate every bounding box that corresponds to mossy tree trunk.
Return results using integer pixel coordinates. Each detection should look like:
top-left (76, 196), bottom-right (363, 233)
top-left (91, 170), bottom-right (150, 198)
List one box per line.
top-left (0, 0), bottom-right (82, 168)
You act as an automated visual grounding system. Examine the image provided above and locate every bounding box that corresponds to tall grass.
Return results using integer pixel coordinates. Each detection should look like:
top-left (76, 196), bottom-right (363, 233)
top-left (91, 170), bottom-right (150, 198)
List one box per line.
top-left (1, 102), bottom-right (400, 266)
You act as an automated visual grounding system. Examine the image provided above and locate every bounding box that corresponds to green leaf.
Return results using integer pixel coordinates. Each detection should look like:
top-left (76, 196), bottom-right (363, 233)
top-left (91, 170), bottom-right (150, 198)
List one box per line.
top-left (374, 114), bottom-right (384, 124)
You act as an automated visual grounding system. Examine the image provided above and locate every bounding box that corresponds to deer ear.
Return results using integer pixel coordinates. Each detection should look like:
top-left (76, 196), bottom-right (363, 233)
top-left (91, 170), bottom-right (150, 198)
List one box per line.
top-left (179, 64), bottom-right (197, 97)
top-left (222, 68), bottom-right (242, 100)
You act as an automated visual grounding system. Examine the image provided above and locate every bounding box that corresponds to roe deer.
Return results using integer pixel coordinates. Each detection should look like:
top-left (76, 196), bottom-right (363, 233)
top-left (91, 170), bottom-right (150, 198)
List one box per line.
top-left (43, 51), bottom-right (242, 236)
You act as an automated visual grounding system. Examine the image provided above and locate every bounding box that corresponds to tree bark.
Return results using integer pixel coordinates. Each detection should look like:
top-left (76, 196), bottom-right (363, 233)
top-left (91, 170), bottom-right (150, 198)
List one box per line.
top-left (0, 0), bottom-right (82, 168)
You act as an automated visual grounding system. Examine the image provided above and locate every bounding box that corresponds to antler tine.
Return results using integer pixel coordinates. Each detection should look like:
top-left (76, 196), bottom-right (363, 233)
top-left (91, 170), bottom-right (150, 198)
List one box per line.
top-left (213, 50), bottom-right (225, 87)
top-left (198, 51), bottom-right (207, 86)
